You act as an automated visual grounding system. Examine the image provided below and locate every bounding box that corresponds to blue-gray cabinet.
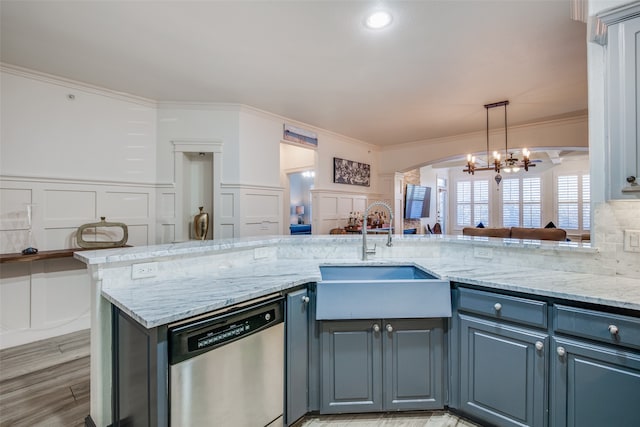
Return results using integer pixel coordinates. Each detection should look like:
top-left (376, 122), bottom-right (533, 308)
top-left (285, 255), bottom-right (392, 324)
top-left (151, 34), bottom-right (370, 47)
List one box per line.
top-left (383, 318), bottom-right (445, 411)
top-left (453, 285), bottom-right (640, 427)
top-left (550, 336), bottom-right (640, 427)
top-left (286, 289), bottom-right (311, 425)
top-left (320, 318), bottom-right (444, 414)
top-left (598, 4), bottom-right (640, 198)
top-left (550, 304), bottom-right (640, 427)
top-left (454, 286), bottom-right (549, 427)
top-left (458, 314), bottom-right (548, 427)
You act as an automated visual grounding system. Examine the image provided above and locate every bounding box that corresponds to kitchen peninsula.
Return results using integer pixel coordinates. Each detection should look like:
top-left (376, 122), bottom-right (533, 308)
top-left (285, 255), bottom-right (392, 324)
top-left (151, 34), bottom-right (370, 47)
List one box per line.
top-left (76, 234), bottom-right (640, 427)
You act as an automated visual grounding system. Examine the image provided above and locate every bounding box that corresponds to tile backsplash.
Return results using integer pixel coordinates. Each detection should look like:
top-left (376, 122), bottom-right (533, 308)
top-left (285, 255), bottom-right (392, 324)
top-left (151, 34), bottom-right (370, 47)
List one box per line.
top-left (593, 200), bottom-right (640, 278)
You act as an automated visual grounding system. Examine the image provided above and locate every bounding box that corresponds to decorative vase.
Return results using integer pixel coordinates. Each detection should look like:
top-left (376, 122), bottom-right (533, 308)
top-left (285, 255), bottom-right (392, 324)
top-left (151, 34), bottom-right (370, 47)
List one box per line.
top-left (194, 207), bottom-right (209, 240)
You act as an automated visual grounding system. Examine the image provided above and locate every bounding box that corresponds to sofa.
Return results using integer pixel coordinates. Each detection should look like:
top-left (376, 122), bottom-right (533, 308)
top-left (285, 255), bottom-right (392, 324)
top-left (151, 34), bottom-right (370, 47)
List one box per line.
top-left (462, 226), bottom-right (567, 241)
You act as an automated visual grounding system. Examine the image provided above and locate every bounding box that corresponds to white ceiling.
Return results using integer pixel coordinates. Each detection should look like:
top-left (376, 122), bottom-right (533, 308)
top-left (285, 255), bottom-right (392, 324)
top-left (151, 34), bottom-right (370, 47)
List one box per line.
top-left (0, 0), bottom-right (588, 146)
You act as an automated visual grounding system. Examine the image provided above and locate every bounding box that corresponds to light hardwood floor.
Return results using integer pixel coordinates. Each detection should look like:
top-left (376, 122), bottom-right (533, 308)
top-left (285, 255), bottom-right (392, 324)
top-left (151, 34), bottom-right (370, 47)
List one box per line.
top-left (0, 329), bottom-right (90, 427)
top-left (0, 331), bottom-right (480, 427)
top-left (297, 412), bottom-right (481, 427)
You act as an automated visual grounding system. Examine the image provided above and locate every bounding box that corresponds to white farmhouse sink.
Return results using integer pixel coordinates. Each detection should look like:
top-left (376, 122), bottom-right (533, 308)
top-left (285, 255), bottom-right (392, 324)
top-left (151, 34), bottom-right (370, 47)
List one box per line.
top-left (316, 264), bottom-right (451, 320)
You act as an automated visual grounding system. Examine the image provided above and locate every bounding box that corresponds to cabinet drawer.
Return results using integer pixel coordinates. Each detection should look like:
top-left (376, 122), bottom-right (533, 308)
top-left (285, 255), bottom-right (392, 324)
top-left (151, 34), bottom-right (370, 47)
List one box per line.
top-left (553, 305), bottom-right (640, 350)
top-left (457, 287), bottom-right (547, 328)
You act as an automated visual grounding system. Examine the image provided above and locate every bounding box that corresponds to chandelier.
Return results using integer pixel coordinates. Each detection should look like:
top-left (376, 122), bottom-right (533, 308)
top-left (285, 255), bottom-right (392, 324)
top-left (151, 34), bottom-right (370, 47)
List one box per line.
top-left (463, 101), bottom-right (535, 181)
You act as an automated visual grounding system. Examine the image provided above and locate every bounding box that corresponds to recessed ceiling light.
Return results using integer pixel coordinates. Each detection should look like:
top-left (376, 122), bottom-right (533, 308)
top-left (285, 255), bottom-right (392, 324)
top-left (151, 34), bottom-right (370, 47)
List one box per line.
top-left (365, 10), bottom-right (392, 29)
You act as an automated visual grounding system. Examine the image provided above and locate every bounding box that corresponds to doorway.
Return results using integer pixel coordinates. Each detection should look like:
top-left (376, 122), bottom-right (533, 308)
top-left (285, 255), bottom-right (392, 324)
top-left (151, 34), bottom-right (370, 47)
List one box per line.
top-left (437, 177), bottom-right (447, 234)
top-left (288, 170), bottom-right (314, 233)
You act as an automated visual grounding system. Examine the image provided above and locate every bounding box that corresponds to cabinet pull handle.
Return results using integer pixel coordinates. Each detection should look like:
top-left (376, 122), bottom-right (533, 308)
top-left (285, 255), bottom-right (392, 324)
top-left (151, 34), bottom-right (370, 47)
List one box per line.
top-left (386, 324), bottom-right (393, 333)
top-left (494, 303), bottom-right (502, 312)
top-left (535, 341), bottom-right (544, 351)
top-left (373, 324), bottom-right (380, 332)
top-left (301, 296), bottom-right (310, 304)
top-left (557, 346), bottom-right (566, 357)
top-left (608, 324), bottom-right (619, 335)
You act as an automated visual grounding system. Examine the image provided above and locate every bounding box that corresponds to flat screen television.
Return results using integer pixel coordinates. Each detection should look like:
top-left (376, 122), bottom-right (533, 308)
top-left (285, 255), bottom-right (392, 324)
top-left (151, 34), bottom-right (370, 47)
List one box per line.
top-left (404, 184), bottom-right (431, 219)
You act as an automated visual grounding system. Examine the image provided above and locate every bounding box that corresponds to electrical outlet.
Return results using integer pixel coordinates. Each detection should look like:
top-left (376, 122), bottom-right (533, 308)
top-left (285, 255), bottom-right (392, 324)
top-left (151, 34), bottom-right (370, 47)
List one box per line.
top-left (131, 262), bottom-right (158, 279)
top-left (474, 246), bottom-right (493, 259)
top-left (624, 230), bottom-right (640, 253)
top-left (254, 247), bottom-right (270, 260)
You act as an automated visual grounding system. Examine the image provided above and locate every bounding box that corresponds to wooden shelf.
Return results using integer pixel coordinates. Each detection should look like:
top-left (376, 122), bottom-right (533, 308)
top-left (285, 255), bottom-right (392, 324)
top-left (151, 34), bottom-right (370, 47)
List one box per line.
top-left (0, 248), bottom-right (90, 264)
top-left (0, 246), bottom-right (129, 264)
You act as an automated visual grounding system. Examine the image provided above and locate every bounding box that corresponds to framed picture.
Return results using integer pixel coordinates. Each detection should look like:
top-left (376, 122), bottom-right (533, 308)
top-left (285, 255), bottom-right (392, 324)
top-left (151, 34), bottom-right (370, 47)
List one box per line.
top-left (283, 123), bottom-right (318, 149)
top-left (333, 157), bottom-right (370, 187)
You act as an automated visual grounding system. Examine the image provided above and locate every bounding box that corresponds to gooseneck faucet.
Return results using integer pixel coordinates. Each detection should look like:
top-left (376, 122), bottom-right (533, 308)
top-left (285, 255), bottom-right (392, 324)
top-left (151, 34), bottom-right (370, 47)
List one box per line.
top-left (362, 201), bottom-right (393, 260)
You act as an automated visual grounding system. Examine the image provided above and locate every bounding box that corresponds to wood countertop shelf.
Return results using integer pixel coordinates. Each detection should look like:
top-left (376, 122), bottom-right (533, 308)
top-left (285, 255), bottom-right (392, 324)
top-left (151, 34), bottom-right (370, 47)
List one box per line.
top-left (0, 246), bottom-right (129, 264)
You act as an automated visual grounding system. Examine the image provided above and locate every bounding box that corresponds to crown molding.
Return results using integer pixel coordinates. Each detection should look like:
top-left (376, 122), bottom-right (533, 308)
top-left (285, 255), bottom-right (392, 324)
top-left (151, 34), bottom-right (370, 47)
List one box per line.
top-left (381, 112), bottom-right (589, 152)
top-left (591, 1), bottom-right (640, 45)
top-left (0, 63), bottom-right (157, 107)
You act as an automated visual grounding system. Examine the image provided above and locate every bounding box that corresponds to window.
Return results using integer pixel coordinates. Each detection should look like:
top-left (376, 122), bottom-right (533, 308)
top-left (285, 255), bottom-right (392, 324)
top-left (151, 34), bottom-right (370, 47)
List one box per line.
top-left (502, 177), bottom-right (541, 227)
top-left (456, 179), bottom-right (488, 227)
top-left (522, 177), bottom-right (541, 227)
top-left (502, 179), bottom-right (520, 227)
top-left (557, 173), bottom-right (590, 231)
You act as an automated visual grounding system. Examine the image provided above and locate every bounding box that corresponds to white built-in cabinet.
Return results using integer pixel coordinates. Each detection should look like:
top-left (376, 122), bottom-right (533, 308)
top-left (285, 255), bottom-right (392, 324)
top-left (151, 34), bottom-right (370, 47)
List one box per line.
top-left (600, 3), bottom-right (640, 198)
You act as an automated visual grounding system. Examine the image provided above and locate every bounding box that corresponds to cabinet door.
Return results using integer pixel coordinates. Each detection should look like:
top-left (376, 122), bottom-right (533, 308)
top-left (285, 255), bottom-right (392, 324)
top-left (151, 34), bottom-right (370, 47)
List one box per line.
top-left (286, 289), bottom-right (310, 425)
top-left (320, 320), bottom-right (382, 413)
top-left (383, 318), bottom-right (444, 411)
top-left (607, 15), bottom-right (640, 198)
top-left (551, 337), bottom-right (640, 427)
top-left (459, 314), bottom-right (548, 427)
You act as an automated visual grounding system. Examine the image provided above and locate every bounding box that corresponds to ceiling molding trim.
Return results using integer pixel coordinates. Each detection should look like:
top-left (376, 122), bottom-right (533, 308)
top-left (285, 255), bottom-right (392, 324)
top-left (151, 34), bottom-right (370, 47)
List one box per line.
top-left (157, 101), bottom-right (243, 112)
top-left (381, 113), bottom-right (589, 152)
top-left (0, 62), bottom-right (157, 107)
top-left (0, 174), bottom-right (171, 188)
top-left (237, 103), bottom-right (380, 150)
top-left (591, 1), bottom-right (640, 45)
top-left (158, 101), bottom-right (379, 150)
top-left (570, 0), bottom-right (589, 23)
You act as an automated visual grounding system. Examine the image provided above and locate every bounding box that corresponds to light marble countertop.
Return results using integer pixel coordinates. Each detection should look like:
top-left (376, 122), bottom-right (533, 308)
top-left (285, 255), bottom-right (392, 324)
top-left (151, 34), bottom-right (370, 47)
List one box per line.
top-left (100, 254), bottom-right (640, 329)
top-left (74, 234), bottom-right (596, 265)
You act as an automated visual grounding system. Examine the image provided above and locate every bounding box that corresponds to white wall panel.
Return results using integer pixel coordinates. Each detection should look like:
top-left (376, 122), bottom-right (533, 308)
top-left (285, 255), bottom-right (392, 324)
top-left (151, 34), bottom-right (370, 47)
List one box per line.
top-left (239, 110), bottom-right (282, 187)
top-left (244, 221), bottom-right (280, 236)
top-left (0, 188), bottom-right (31, 230)
top-left (245, 193), bottom-right (280, 217)
top-left (239, 186), bottom-right (283, 236)
top-left (219, 224), bottom-right (235, 239)
top-left (126, 224), bottom-right (149, 246)
top-left (31, 259), bottom-right (88, 327)
top-left (160, 192), bottom-right (176, 218)
top-left (45, 190), bottom-right (96, 220)
top-left (156, 105), bottom-right (239, 184)
top-left (160, 224), bottom-right (175, 244)
top-left (338, 197), bottom-right (355, 215)
top-left (320, 196), bottom-right (339, 215)
top-left (0, 263), bottom-right (31, 332)
top-left (44, 227), bottom-right (78, 250)
top-left (0, 230), bottom-right (30, 254)
top-left (221, 192), bottom-right (235, 217)
top-left (1, 70), bottom-right (157, 183)
top-left (354, 198), bottom-right (367, 212)
top-left (312, 190), bottom-right (369, 234)
top-left (103, 192), bottom-right (149, 219)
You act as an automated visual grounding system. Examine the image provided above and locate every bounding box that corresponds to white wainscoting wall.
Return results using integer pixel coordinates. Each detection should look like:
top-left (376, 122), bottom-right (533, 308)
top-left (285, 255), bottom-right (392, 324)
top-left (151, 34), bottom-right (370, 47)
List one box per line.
top-left (0, 177), bottom-right (158, 348)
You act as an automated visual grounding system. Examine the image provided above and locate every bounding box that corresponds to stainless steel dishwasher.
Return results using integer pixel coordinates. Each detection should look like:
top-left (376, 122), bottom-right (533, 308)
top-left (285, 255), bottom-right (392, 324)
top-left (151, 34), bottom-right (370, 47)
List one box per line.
top-left (168, 295), bottom-right (284, 427)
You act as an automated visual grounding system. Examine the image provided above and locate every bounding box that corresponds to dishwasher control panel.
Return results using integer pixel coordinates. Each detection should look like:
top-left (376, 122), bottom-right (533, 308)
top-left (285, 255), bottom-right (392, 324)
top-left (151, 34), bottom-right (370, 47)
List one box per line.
top-left (189, 308), bottom-right (276, 351)
top-left (168, 297), bottom-right (284, 365)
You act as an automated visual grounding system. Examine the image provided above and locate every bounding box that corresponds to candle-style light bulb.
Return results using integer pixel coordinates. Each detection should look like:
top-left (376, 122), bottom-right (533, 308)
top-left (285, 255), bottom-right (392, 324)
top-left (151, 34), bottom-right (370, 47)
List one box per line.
top-left (523, 148), bottom-right (530, 159)
top-left (467, 154), bottom-right (472, 162)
